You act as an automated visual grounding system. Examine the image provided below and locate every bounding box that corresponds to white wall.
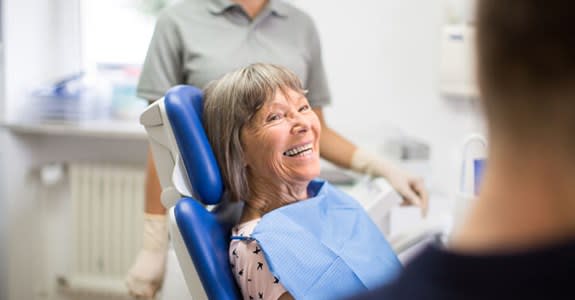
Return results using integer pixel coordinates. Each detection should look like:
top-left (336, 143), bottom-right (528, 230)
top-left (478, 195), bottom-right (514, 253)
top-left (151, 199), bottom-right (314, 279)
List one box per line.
top-left (3, 0), bottom-right (81, 122)
top-left (3, 0), bottom-right (55, 121)
top-left (0, 3), bottom-right (6, 299)
top-left (2, 1), bottom-right (59, 298)
top-left (292, 0), bottom-right (484, 197)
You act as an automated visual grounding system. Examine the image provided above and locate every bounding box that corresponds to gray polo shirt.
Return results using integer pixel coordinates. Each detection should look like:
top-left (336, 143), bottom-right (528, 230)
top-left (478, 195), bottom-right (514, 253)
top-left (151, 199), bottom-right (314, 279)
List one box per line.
top-left (137, 0), bottom-right (331, 107)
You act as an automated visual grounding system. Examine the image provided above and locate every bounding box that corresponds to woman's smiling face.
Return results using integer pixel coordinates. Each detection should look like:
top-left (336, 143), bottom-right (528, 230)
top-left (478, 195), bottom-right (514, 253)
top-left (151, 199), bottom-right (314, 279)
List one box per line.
top-left (241, 87), bottom-right (321, 186)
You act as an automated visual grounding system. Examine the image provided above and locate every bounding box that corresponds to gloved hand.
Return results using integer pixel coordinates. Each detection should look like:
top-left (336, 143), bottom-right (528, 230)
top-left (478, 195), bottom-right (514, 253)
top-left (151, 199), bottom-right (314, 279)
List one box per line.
top-left (126, 213), bottom-right (168, 299)
top-left (350, 148), bottom-right (429, 217)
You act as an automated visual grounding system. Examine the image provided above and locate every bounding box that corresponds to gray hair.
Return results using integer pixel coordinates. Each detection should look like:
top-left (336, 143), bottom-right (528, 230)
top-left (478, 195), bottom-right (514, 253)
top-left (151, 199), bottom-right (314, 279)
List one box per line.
top-left (203, 63), bottom-right (305, 202)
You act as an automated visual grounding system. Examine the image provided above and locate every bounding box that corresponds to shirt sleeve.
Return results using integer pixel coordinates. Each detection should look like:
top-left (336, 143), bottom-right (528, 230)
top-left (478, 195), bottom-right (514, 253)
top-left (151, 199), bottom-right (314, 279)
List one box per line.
top-left (137, 11), bottom-right (184, 102)
top-left (304, 17), bottom-right (331, 108)
top-left (230, 239), bottom-right (288, 300)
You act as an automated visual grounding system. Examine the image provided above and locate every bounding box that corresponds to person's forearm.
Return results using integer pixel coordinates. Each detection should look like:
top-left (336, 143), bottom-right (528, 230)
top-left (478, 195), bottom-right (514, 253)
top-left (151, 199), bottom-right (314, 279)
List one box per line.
top-left (319, 127), bottom-right (357, 167)
top-left (313, 108), bottom-right (357, 168)
top-left (146, 148), bottom-right (166, 214)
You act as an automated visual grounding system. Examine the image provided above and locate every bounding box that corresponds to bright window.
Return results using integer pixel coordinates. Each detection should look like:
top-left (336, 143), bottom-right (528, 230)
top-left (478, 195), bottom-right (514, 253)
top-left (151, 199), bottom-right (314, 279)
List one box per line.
top-left (80, 0), bottom-right (159, 68)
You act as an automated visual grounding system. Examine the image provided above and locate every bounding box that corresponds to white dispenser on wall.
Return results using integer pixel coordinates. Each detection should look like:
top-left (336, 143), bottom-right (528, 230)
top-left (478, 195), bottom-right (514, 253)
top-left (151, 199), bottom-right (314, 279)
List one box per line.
top-left (439, 24), bottom-right (478, 99)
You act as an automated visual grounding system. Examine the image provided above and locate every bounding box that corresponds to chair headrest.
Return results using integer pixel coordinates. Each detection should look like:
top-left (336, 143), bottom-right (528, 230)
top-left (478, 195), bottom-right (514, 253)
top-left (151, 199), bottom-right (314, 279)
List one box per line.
top-left (164, 85), bottom-right (224, 205)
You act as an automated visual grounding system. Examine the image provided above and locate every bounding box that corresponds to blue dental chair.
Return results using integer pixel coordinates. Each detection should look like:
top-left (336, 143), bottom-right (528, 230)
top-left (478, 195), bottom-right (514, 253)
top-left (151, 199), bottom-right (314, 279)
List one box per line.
top-left (139, 85), bottom-right (241, 300)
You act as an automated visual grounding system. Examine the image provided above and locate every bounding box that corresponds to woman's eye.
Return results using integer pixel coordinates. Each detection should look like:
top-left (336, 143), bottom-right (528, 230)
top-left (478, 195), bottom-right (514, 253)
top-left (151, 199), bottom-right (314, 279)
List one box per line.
top-left (266, 114), bottom-right (281, 122)
top-left (299, 105), bottom-right (310, 112)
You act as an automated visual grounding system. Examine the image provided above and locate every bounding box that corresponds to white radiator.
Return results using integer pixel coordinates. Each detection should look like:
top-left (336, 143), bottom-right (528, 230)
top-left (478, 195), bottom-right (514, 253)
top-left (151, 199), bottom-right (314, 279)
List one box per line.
top-left (65, 163), bottom-right (146, 294)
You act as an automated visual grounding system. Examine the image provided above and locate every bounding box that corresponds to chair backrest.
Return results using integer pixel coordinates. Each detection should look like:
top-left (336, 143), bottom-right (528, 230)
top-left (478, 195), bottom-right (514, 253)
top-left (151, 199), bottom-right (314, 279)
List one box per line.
top-left (140, 85), bottom-right (241, 300)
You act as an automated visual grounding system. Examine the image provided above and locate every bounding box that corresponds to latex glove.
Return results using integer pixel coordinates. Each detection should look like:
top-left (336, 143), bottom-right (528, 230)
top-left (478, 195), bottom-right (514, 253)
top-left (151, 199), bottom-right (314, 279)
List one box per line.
top-left (350, 148), bottom-right (429, 217)
top-left (126, 213), bottom-right (168, 299)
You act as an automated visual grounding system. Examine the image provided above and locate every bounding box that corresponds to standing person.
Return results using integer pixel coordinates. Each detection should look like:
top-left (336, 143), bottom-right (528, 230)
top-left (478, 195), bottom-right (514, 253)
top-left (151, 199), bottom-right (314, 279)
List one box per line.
top-left (350, 1), bottom-right (575, 299)
top-left (126, 0), bottom-right (428, 298)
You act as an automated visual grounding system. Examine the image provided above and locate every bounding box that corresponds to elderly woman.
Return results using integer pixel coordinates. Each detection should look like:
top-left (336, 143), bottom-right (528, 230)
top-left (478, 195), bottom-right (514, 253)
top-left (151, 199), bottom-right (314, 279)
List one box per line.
top-left (203, 63), bottom-right (401, 300)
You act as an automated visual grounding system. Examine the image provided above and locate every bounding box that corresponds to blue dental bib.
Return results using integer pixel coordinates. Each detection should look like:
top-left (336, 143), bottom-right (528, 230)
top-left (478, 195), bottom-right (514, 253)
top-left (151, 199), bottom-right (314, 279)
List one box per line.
top-left (248, 180), bottom-right (402, 300)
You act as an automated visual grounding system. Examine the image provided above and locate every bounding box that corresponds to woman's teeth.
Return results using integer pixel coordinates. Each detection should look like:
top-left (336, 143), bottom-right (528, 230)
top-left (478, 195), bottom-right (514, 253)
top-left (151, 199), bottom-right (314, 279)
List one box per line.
top-left (283, 143), bottom-right (313, 157)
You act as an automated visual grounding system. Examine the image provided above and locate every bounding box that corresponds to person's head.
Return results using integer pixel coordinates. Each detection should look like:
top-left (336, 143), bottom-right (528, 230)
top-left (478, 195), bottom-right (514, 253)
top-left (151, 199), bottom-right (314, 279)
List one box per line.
top-left (203, 63), bottom-right (321, 203)
top-left (476, 0), bottom-right (575, 155)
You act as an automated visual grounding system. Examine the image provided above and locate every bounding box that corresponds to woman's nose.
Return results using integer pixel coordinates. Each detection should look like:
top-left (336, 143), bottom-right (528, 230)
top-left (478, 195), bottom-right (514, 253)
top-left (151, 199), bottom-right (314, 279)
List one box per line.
top-left (291, 113), bottom-right (310, 134)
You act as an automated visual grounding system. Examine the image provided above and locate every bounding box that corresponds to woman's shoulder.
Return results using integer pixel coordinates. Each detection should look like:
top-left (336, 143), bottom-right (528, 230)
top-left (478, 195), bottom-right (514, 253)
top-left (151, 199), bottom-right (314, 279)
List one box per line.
top-left (230, 218), bottom-right (262, 256)
top-left (229, 219), bottom-right (264, 275)
top-left (229, 217), bottom-right (287, 299)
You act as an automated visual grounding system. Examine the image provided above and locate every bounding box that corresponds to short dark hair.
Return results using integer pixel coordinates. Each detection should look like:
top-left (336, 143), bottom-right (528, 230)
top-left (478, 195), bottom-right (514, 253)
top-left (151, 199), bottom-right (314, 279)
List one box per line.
top-left (476, 0), bottom-right (575, 146)
top-left (203, 63), bottom-right (305, 202)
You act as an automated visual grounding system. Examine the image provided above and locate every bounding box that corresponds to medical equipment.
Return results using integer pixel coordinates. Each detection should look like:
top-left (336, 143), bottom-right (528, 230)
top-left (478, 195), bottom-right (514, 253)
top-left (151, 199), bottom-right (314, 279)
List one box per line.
top-left (25, 67), bottom-right (146, 123)
top-left (347, 176), bottom-right (402, 235)
top-left (382, 136), bottom-right (430, 161)
top-left (455, 134), bottom-right (487, 226)
top-left (459, 134), bottom-right (487, 197)
top-left (25, 72), bottom-right (102, 121)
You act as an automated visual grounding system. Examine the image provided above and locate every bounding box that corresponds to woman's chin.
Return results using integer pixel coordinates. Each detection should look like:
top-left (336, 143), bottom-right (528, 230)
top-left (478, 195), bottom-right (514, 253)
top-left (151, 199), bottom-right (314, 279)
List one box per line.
top-left (298, 168), bottom-right (321, 182)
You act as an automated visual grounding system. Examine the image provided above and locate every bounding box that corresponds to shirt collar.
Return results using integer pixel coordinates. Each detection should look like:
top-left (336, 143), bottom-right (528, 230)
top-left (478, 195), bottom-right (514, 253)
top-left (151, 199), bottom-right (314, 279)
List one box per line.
top-left (208, 0), bottom-right (289, 17)
top-left (267, 0), bottom-right (289, 17)
top-left (207, 0), bottom-right (237, 14)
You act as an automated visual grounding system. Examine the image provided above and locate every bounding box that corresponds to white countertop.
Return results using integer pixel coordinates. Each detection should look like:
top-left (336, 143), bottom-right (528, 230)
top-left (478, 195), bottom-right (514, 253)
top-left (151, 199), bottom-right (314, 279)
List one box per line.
top-left (3, 119), bottom-right (147, 140)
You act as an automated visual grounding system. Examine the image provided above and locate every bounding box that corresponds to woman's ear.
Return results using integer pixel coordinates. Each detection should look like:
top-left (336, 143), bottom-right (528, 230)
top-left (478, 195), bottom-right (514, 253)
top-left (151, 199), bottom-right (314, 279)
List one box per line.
top-left (239, 129), bottom-right (251, 168)
top-left (243, 153), bottom-right (252, 168)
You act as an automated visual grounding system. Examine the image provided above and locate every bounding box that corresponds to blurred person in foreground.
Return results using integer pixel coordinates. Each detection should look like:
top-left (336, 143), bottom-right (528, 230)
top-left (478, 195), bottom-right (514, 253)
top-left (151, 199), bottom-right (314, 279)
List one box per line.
top-left (350, 1), bottom-right (575, 299)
